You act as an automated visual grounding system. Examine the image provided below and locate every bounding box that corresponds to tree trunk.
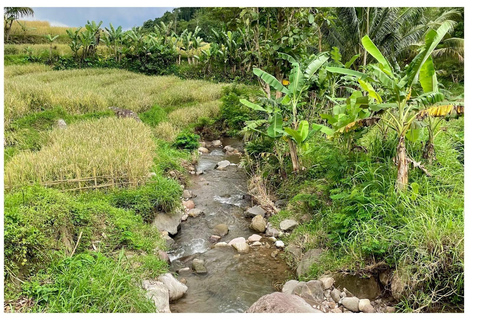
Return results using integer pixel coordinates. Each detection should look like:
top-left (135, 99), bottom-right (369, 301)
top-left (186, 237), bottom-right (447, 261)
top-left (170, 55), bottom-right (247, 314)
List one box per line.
top-left (287, 138), bottom-right (300, 173)
top-left (422, 139), bottom-right (436, 164)
top-left (395, 135), bottom-right (409, 191)
top-left (318, 25), bottom-right (322, 53)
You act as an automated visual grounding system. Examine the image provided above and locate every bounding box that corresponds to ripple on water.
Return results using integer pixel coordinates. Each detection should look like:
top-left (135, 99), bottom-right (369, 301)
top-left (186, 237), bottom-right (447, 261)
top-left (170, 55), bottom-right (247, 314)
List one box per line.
top-left (168, 238), bottom-right (208, 261)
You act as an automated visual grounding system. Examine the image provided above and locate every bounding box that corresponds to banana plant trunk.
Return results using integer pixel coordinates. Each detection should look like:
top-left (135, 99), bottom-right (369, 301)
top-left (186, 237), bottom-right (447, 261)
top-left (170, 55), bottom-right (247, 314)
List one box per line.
top-left (395, 135), bottom-right (409, 191)
top-left (287, 138), bottom-right (300, 173)
top-left (422, 137), bottom-right (436, 164)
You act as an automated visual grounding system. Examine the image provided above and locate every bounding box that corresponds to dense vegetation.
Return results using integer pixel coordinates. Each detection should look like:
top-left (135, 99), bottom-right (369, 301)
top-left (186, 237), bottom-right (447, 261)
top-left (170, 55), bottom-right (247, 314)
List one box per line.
top-left (4, 6), bottom-right (464, 313)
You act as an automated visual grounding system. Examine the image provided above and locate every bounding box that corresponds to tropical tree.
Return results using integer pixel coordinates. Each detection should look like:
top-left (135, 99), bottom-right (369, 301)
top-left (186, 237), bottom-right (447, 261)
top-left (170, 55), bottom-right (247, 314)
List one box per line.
top-left (102, 23), bottom-right (124, 62)
top-left (327, 21), bottom-right (451, 191)
top-left (241, 53), bottom-right (332, 172)
top-left (45, 34), bottom-right (59, 63)
top-left (4, 7), bottom-right (34, 42)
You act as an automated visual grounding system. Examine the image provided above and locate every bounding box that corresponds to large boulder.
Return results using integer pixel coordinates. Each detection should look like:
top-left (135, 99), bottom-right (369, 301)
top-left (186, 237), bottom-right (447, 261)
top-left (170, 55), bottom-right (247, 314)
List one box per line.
top-left (158, 273), bottom-right (188, 301)
top-left (246, 292), bottom-right (322, 313)
top-left (142, 280), bottom-right (171, 313)
top-left (296, 249), bottom-right (323, 277)
top-left (215, 160), bottom-right (231, 170)
top-left (292, 280), bottom-right (324, 307)
top-left (250, 215), bottom-right (267, 233)
top-left (153, 209), bottom-right (183, 236)
top-left (245, 206), bottom-right (266, 218)
top-left (333, 273), bottom-right (381, 300)
top-left (282, 280), bottom-right (300, 294)
top-left (280, 219), bottom-right (298, 232)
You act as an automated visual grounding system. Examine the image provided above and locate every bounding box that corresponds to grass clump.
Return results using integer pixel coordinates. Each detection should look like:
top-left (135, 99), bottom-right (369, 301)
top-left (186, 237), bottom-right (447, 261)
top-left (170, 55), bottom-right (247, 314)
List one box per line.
top-left (111, 177), bottom-right (182, 223)
top-left (172, 131), bottom-right (200, 151)
top-left (5, 117), bottom-right (156, 190)
top-left (168, 100), bottom-right (221, 128)
top-left (20, 252), bottom-right (157, 313)
top-left (154, 122), bottom-right (180, 142)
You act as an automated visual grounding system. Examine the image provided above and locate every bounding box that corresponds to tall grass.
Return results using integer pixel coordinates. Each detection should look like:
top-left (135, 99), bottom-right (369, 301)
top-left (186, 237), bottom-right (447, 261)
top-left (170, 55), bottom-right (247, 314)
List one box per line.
top-left (4, 65), bottom-right (225, 126)
top-left (168, 100), bottom-right (221, 127)
top-left (5, 117), bottom-right (156, 189)
top-left (9, 20), bottom-right (79, 37)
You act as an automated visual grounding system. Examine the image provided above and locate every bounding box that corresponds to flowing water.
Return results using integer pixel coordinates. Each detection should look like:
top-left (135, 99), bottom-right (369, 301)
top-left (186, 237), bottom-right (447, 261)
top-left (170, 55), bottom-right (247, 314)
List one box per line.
top-left (168, 138), bottom-right (293, 313)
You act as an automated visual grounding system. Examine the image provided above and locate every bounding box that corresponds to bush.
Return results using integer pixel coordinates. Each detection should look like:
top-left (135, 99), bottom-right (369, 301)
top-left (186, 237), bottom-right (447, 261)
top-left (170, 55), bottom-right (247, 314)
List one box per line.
top-left (219, 84), bottom-right (257, 135)
top-left (139, 105), bottom-right (168, 127)
top-left (21, 252), bottom-right (157, 312)
top-left (110, 177), bottom-right (182, 223)
top-left (173, 131), bottom-right (200, 150)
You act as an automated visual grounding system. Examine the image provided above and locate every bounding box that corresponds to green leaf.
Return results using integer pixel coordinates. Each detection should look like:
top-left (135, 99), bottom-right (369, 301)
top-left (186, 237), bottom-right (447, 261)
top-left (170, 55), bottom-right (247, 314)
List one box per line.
top-left (266, 113), bottom-right (284, 138)
top-left (406, 121), bottom-right (422, 142)
top-left (326, 67), bottom-right (366, 79)
top-left (284, 127), bottom-right (302, 144)
top-left (240, 99), bottom-right (268, 113)
top-left (278, 52), bottom-right (298, 66)
top-left (361, 35), bottom-right (393, 76)
top-left (298, 120), bottom-right (309, 142)
top-left (369, 103), bottom-right (396, 112)
top-left (308, 14), bottom-right (314, 24)
top-left (345, 54), bottom-right (361, 69)
top-left (312, 123), bottom-right (335, 136)
top-left (304, 54), bottom-right (329, 80)
top-left (288, 64), bottom-right (304, 97)
top-left (253, 68), bottom-right (288, 94)
top-left (358, 79), bottom-right (383, 103)
top-left (419, 56), bottom-right (438, 93)
top-left (401, 21), bottom-right (451, 89)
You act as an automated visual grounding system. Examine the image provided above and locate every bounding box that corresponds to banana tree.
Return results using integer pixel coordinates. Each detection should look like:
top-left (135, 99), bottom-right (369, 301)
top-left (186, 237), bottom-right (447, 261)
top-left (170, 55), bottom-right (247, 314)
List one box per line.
top-left (241, 53), bottom-right (332, 172)
top-left (102, 23), bottom-right (123, 62)
top-left (44, 34), bottom-right (59, 63)
top-left (326, 21), bottom-right (451, 191)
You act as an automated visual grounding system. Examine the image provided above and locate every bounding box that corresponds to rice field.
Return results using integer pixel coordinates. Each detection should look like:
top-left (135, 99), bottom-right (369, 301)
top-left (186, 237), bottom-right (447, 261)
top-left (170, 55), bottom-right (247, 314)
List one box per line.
top-left (9, 20), bottom-right (80, 37)
top-left (4, 65), bottom-right (225, 127)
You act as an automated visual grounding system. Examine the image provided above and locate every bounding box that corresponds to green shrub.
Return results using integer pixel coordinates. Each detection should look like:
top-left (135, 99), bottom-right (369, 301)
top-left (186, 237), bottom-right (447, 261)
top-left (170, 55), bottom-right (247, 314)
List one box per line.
top-left (21, 252), bottom-right (156, 313)
top-left (110, 177), bottom-right (182, 223)
top-left (172, 131), bottom-right (200, 150)
top-left (139, 105), bottom-right (168, 127)
top-left (219, 84), bottom-right (257, 135)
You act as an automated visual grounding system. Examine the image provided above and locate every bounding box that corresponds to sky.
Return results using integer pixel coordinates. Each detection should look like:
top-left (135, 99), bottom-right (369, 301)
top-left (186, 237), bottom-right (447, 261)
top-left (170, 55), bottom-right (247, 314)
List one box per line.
top-left (22, 7), bottom-right (175, 29)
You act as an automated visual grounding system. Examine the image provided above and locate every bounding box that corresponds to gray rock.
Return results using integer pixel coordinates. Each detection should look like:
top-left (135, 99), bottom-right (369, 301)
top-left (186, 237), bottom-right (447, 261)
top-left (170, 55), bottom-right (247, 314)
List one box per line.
top-left (187, 208), bottom-right (204, 218)
top-left (331, 288), bottom-right (341, 303)
top-left (192, 259), bottom-right (207, 274)
top-left (181, 214), bottom-right (188, 221)
top-left (386, 306), bottom-right (396, 313)
top-left (209, 235), bottom-right (221, 243)
top-left (213, 224), bottom-right (229, 236)
top-left (214, 242), bottom-right (230, 247)
top-left (212, 140), bottom-right (222, 147)
top-left (223, 145), bottom-right (235, 152)
top-left (153, 209), bottom-right (183, 236)
top-left (158, 273), bottom-right (188, 301)
top-left (216, 160), bottom-right (231, 170)
top-left (275, 240), bottom-right (285, 248)
top-left (274, 199), bottom-right (287, 208)
top-left (247, 234), bottom-right (262, 242)
top-left (177, 267), bottom-right (190, 274)
top-left (232, 242), bottom-right (249, 253)
top-left (390, 272), bottom-right (406, 300)
top-left (285, 244), bottom-right (303, 263)
top-left (250, 215), bottom-right (267, 233)
top-left (331, 307), bottom-right (342, 313)
top-left (319, 276), bottom-right (335, 290)
top-left (182, 189), bottom-right (194, 199)
top-left (228, 237), bottom-right (246, 246)
top-left (333, 273), bottom-right (381, 300)
top-left (156, 250), bottom-right (170, 264)
top-left (279, 219), bottom-right (298, 232)
top-left (379, 269), bottom-right (392, 286)
top-left (245, 206), bottom-right (266, 218)
top-left (142, 280), bottom-right (171, 313)
top-left (57, 119), bottom-right (67, 129)
top-left (183, 200), bottom-right (195, 209)
top-left (246, 292), bottom-right (322, 313)
top-left (341, 297), bottom-right (359, 312)
top-left (265, 223), bottom-right (281, 237)
top-left (251, 241), bottom-right (262, 246)
top-left (198, 147), bottom-right (209, 154)
top-left (293, 281), bottom-right (325, 307)
top-left (296, 249), bottom-right (323, 277)
top-left (359, 299), bottom-right (374, 313)
top-left (282, 280), bottom-right (300, 294)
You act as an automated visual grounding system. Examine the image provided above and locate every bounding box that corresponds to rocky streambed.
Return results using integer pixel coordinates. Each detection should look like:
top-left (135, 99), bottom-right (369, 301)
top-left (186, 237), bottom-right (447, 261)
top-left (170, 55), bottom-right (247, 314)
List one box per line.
top-left (151, 138), bottom-right (293, 313)
top-left (146, 137), bottom-right (397, 313)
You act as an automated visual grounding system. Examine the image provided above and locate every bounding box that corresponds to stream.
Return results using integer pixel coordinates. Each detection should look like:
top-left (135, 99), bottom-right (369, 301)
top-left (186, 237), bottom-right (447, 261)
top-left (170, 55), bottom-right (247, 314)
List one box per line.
top-left (167, 138), bottom-right (293, 313)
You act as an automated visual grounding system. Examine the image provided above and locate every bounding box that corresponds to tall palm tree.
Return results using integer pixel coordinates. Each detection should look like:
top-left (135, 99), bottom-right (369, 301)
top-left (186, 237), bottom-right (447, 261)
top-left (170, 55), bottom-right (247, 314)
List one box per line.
top-left (4, 7), bottom-right (34, 42)
top-left (322, 7), bottom-right (426, 69)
